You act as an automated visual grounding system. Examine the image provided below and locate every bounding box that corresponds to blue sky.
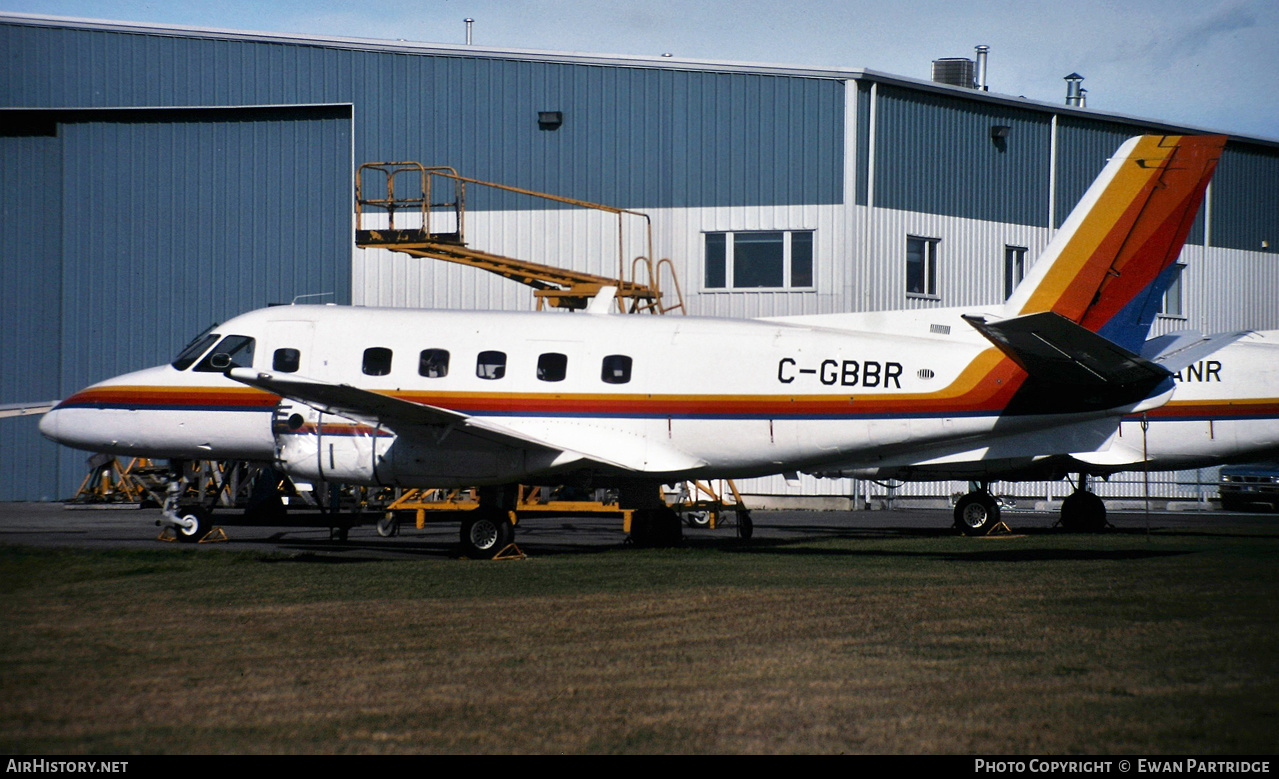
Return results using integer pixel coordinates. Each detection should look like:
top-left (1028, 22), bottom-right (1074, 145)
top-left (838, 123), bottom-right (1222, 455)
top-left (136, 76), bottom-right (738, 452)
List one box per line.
top-left (4, 0), bottom-right (1276, 140)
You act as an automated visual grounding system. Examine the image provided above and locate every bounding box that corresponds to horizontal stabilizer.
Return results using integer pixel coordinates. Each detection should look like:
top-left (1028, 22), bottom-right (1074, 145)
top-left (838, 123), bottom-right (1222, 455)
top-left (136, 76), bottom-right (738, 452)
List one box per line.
top-left (963, 311), bottom-right (1170, 390)
top-left (1141, 330), bottom-right (1249, 374)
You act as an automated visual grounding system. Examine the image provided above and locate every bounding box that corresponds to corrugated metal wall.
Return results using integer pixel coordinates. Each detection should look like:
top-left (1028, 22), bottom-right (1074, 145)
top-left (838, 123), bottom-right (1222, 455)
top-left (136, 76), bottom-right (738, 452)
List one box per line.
top-left (0, 20), bottom-right (844, 212)
top-left (0, 132), bottom-right (64, 501)
top-left (1211, 142), bottom-right (1279, 253)
top-left (872, 85), bottom-right (1052, 227)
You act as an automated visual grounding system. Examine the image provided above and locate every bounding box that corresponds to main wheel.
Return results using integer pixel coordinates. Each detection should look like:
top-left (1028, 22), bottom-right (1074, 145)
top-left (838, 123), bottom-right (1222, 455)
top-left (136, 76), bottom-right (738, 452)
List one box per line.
top-left (954, 493), bottom-right (1000, 536)
top-left (1060, 491), bottom-right (1106, 532)
top-left (460, 510), bottom-right (514, 559)
top-left (630, 508), bottom-right (683, 548)
top-left (173, 507), bottom-right (210, 544)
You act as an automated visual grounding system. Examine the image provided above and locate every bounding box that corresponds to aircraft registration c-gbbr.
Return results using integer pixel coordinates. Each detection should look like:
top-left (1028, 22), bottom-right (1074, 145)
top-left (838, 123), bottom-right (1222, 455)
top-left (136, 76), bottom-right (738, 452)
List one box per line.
top-left (39, 134), bottom-right (1228, 554)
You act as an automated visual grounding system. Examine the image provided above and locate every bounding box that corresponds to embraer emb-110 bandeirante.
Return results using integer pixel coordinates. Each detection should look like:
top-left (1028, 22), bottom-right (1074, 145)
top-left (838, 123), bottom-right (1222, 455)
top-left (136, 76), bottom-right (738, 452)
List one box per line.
top-left (40, 134), bottom-right (1227, 555)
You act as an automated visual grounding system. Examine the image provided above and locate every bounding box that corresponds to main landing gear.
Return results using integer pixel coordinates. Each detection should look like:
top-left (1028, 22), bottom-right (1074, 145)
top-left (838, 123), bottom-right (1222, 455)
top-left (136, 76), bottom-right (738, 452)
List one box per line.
top-left (458, 487), bottom-right (519, 559)
top-left (954, 483), bottom-right (1002, 536)
top-left (953, 475), bottom-right (1110, 536)
top-left (628, 506), bottom-right (684, 548)
top-left (622, 484), bottom-right (684, 549)
top-left (1059, 474), bottom-right (1108, 532)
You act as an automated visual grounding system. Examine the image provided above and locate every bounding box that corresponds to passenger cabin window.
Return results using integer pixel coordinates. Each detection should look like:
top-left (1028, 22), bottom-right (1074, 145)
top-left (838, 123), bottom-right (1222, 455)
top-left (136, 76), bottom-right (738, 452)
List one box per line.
top-left (477, 351), bottom-right (506, 380)
top-left (537, 353), bottom-right (568, 382)
top-left (273, 348), bottom-right (301, 373)
top-left (194, 335), bottom-right (255, 372)
top-left (171, 333), bottom-right (220, 371)
top-left (601, 354), bottom-right (632, 384)
top-left (363, 347), bottom-right (393, 376)
top-left (419, 349), bottom-right (450, 378)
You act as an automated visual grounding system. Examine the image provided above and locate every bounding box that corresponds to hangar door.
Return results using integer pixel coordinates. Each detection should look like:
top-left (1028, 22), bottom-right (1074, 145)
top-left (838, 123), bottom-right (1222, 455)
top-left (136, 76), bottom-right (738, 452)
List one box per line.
top-left (0, 105), bottom-right (352, 501)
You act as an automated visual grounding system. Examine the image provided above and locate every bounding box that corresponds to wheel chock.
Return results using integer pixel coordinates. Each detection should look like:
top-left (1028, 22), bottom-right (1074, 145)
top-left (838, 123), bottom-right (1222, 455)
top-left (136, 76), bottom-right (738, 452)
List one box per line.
top-left (492, 542), bottom-right (526, 561)
top-left (988, 521), bottom-right (1013, 535)
top-left (198, 527), bottom-right (229, 543)
top-left (157, 526), bottom-right (177, 542)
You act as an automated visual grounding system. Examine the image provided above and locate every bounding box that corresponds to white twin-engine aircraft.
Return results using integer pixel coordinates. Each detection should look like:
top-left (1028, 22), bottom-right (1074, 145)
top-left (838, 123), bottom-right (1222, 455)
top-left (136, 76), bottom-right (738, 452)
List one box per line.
top-left (41, 135), bottom-right (1236, 553)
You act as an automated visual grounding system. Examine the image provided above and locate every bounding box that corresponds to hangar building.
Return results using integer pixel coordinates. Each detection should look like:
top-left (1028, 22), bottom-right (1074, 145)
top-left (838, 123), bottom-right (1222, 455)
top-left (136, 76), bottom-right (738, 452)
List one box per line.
top-left (2, 13), bottom-right (1277, 504)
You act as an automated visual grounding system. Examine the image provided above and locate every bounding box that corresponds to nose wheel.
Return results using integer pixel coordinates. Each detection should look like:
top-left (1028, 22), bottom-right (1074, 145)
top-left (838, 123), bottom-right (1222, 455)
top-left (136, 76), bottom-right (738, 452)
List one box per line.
top-left (173, 507), bottom-right (211, 543)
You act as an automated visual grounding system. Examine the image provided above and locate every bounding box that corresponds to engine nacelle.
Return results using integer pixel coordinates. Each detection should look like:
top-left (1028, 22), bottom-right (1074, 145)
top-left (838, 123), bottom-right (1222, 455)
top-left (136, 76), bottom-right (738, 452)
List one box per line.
top-left (270, 401), bottom-right (561, 487)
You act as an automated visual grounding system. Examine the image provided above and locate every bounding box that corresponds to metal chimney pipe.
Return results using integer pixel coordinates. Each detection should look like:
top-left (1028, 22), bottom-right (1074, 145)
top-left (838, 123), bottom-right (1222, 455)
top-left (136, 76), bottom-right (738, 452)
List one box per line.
top-left (975, 45), bottom-right (989, 91)
top-left (1064, 73), bottom-right (1084, 106)
top-left (464, 18), bottom-right (474, 45)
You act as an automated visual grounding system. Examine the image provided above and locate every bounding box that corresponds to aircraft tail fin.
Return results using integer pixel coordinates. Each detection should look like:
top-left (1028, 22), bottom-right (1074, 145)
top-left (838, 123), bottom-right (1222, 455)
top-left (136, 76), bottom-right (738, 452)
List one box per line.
top-left (1002, 134), bottom-right (1227, 351)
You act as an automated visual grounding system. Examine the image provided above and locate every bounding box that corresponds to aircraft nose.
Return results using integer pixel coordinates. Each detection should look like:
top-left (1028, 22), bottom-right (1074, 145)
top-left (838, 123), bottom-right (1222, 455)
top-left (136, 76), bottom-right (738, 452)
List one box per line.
top-left (37, 405), bottom-right (62, 443)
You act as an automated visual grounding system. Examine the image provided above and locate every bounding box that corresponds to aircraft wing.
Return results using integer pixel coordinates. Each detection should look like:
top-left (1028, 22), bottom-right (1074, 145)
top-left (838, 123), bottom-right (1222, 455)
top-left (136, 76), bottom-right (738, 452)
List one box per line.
top-left (225, 368), bottom-right (705, 474)
top-left (0, 401), bottom-right (58, 419)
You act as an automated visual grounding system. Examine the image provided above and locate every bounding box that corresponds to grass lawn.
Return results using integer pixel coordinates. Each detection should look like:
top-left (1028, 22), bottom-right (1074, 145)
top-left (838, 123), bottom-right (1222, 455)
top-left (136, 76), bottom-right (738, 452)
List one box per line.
top-left (1, 524), bottom-right (1277, 754)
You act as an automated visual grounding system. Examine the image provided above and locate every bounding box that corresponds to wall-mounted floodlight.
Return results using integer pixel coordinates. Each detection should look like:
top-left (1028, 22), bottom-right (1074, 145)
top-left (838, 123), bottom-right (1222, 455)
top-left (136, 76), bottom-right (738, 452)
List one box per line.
top-left (990, 124), bottom-right (1011, 152)
top-left (538, 111), bottom-right (563, 131)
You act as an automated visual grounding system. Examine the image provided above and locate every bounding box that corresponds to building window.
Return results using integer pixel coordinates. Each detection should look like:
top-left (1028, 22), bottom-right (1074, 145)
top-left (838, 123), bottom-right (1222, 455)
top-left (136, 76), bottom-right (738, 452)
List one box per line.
top-left (906, 236), bottom-right (939, 297)
top-left (1004, 245), bottom-right (1026, 300)
top-left (601, 354), bottom-right (632, 384)
top-left (418, 349), bottom-right (449, 378)
top-left (704, 230), bottom-right (815, 290)
top-left (477, 350), bottom-right (506, 380)
top-left (362, 347), bottom-right (393, 376)
top-left (537, 353), bottom-right (568, 382)
top-left (1159, 263), bottom-right (1186, 318)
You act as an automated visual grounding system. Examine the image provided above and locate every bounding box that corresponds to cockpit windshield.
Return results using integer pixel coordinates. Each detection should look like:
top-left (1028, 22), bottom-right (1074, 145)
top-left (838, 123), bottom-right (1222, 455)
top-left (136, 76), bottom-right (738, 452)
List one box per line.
top-left (194, 335), bottom-right (256, 372)
top-left (170, 333), bottom-right (220, 371)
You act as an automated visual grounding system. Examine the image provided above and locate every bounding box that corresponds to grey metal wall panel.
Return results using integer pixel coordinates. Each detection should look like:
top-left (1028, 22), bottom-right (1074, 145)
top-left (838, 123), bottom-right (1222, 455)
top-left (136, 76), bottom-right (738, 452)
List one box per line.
top-left (872, 85), bottom-right (1052, 226)
top-left (1210, 142), bottom-right (1279, 253)
top-left (0, 134), bottom-right (65, 501)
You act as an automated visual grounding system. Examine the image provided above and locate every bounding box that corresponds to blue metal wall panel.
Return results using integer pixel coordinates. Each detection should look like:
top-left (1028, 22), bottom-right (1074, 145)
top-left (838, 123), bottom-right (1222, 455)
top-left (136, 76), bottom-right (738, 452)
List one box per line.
top-left (0, 20), bottom-right (844, 210)
top-left (56, 107), bottom-right (352, 394)
top-left (0, 107), bottom-right (352, 500)
top-left (0, 133), bottom-right (65, 501)
top-left (872, 85), bottom-right (1052, 226)
top-left (1210, 142), bottom-right (1279, 253)
top-left (855, 81), bottom-right (871, 206)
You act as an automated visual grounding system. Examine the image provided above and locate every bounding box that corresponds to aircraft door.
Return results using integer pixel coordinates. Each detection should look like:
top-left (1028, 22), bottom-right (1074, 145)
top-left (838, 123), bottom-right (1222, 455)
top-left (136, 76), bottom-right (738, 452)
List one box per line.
top-left (265, 320), bottom-right (317, 376)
